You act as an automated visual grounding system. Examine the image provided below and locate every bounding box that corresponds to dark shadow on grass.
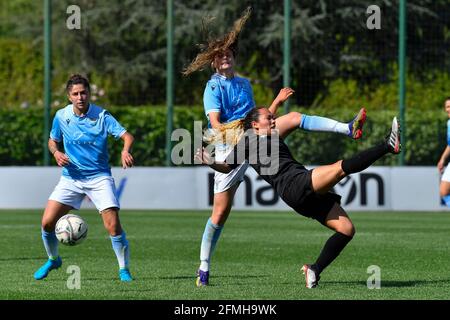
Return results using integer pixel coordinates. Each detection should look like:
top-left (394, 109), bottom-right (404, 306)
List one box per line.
top-left (0, 255), bottom-right (79, 262)
top-left (81, 277), bottom-right (117, 281)
top-left (158, 275), bottom-right (195, 280)
top-left (324, 279), bottom-right (450, 288)
top-left (159, 274), bottom-right (270, 281)
top-left (0, 257), bottom-right (46, 261)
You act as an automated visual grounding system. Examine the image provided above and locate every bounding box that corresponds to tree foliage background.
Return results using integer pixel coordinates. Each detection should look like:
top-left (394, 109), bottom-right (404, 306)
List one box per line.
top-left (0, 1), bottom-right (449, 166)
top-left (0, 0), bottom-right (448, 109)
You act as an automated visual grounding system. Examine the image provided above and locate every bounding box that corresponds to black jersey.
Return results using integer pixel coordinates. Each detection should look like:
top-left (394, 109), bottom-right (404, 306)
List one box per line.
top-left (226, 132), bottom-right (312, 207)
top-left (225, 132), bottom-right (341, 223)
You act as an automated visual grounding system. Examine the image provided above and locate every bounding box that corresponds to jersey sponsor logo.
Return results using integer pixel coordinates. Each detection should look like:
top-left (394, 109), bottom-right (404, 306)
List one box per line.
top-left (73, 132), bottom-right (85, 140)
top-left (66, 141), bottom-right (97, 145)
top-left (66, 131), bottom-right (97, 145)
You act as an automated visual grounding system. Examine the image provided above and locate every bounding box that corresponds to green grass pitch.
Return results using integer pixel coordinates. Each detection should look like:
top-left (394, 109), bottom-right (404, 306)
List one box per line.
top-left (1, 209), bottom-right (450, 300)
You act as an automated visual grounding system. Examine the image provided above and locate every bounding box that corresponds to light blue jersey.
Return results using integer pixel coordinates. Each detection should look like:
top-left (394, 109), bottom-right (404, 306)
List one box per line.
top-left (203, 73), bottom-right (255, 126)
top-left (50, 104), bottom-right (126, 179)
top-left (447, 119), bottom-right (450, 146)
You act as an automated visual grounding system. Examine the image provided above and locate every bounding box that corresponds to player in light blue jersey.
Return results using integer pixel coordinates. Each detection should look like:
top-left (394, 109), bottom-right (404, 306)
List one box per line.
top-left (33, 74), bottom-right (135, 282)
top-left (183, 7), bottom-right (367, 287)
top-left (438, 97), bottom-right (450, 207)
top-left (203, 73), bottom-right (256, 125)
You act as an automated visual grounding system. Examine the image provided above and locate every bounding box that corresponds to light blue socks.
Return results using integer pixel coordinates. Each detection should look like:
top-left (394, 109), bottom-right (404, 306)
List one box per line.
top-left (110, 231), bottom-right (130, 269)
top-left (199, 218), bottom-right (224, 272)
top-left (300, 114), bottom-right (349, 135)
top-left (442, 195), bottom-right (450, 207)
top-left (41, 229), bottom-right (59, 259)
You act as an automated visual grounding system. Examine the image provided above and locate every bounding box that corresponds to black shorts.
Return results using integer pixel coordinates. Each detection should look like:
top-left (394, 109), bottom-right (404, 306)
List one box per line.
top-left (281, 169), bottom-right (342, 225)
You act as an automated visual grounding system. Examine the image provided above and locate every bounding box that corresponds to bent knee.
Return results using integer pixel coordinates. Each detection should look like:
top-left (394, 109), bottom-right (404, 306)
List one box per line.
top-left (41, 219), bottom-right (56, 232)
top-left (104, 223), bottom-right (122, 236)
top-left (212, 193), bottom-right (234, 220)
top-left (211, 209), bottom-right (230, 226)
top-left (212, 201), bottom-right (231, 214)
top-left (288, 112), bottom-right (302, 126)
top-left (336, 223), bottom-right (355, 237)
top-left (211, 204), bottom-right (232, 226)
top-left (440, 183), bottom-right (450, 197)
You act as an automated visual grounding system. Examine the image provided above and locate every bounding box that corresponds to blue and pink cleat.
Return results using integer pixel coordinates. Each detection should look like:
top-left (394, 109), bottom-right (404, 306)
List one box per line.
top-left (348, 108), bottom-right (367, 139)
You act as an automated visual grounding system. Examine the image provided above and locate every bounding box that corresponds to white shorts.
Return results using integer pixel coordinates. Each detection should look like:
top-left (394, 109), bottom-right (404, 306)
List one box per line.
top-left (442, 166), bottom-right (450, 182)
top-left (49, 176), bottom-right (120, 212)
top-left (213, 143), bottom-right (249, 193)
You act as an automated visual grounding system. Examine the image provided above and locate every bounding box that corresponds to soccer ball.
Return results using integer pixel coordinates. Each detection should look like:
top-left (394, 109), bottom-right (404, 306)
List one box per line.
top-left (55, 214), bottom-right (88, 246)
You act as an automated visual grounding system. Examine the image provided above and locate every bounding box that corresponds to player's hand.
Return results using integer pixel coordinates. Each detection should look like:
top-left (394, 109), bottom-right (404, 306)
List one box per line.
top-left (121, 150), bottom-right (134, 169)
top-left (275, 87), bottom-right (295, 105)
top-left (438, 160), bottom-right (445, 173)
top-left (54, 151), bottom-right (70, 167)
top-left (195, 147), bottom-right (212, 165)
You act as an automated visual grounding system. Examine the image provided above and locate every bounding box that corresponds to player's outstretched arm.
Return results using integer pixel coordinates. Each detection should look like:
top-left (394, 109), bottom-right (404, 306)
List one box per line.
top-left (268, 87), bottom-right (295, 115)
top-left (120, 132), bottom-right (134, 169)
top-left (195, 147), bottom-right (232, 174)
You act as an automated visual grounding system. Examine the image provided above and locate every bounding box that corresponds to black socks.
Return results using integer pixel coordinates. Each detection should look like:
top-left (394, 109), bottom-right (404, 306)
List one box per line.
top-left (312, 232), bottom-right (353, 275)
top-left (341, 142), bottom-right (389, 175)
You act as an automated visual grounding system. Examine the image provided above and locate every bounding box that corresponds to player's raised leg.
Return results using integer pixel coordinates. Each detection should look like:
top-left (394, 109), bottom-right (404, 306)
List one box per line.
top-left (34, 200), bottom-right (72, 280)
top-left (275, 108), bottom-right (366, 139)
top-left (102, 208), bottom-right (132, 282)
top-left (311, 117), bottom-right (401, 194)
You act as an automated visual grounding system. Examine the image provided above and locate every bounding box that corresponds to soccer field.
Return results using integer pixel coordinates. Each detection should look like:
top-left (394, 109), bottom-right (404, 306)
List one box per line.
top-left (1, 209), bottom-right (450, 300)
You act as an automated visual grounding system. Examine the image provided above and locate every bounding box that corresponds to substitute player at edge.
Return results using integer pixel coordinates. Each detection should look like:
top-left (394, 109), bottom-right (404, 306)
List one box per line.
top-left (437, 97), bottom-right (450, 207)
top-left (33, 74), bottom-right (134, 282)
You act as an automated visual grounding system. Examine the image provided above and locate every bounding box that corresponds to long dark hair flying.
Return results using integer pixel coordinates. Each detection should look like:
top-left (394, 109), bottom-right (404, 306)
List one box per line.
top-left (182, 7), bottom-right (251, 76)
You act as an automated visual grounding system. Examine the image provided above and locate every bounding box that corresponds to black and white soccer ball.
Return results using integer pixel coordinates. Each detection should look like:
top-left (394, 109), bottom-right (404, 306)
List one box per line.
top-left (55, 214), bottom-right (88, 246)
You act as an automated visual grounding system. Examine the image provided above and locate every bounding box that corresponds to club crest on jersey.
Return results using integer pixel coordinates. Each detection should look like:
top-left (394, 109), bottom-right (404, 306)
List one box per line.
top-left (211, 84), bottom-right (216, 91)
top-left (66, 119), bottom-right (71, 125)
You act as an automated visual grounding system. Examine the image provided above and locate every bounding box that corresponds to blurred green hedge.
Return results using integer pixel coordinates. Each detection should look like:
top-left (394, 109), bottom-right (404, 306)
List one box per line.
top-left (0, 39), bottom-right (43, 109)
top-left (0, 105), bottom-right (447, 166)
top-left (286, 107), bottom-right (446, 166)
